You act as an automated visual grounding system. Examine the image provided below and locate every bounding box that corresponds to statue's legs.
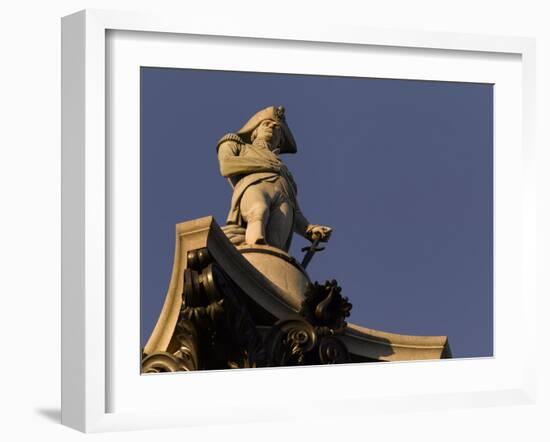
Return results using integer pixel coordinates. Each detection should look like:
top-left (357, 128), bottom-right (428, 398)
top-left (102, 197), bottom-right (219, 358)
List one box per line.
top-left (240, 184), bottom-right (270, 245)
top-left (240, 181), bottom-right (293, 250)
top-left (265, 200), bottom-right (292, 251)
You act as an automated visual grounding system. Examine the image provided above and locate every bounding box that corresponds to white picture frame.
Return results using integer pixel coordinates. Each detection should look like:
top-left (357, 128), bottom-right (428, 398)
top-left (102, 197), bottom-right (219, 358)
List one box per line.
top-left (61, 9), bottom-right (537, 433)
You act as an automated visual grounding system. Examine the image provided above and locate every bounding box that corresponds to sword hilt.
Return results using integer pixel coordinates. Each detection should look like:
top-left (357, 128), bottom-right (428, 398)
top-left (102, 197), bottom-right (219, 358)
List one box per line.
top-left (301, 236), bottom-right (325, 268)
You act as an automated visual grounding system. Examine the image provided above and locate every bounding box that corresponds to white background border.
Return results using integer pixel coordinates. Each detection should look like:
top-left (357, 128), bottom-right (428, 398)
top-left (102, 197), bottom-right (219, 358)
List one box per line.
top-left (1, 1), bottom-right (547, 441)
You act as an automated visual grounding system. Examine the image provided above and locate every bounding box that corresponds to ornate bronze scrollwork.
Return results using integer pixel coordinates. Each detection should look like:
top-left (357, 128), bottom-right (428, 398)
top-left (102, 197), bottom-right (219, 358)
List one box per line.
top-left (300, 280), bottom-right (352, 334)
top-left (141, 352), bottom-right (188, 373)
top-left (318, 335), bottom-right (351, 364)
top-left (142, 249), bottom-right (353, 373)
top-left (166, 248), bottom-right (265, 371)
top-left (265, 318), bottom-right (317, 366)
top-left (264, 281), bottom-right (352, 367)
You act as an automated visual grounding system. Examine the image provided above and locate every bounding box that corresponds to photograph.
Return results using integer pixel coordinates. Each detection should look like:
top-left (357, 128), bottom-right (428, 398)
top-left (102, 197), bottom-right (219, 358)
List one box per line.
top-left (139, 67), bottom-right (493, 373)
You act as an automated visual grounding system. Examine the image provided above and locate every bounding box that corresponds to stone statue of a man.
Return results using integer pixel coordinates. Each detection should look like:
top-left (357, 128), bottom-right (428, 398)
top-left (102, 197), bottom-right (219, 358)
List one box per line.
top-left (217, 105), bottom-right (331, 252)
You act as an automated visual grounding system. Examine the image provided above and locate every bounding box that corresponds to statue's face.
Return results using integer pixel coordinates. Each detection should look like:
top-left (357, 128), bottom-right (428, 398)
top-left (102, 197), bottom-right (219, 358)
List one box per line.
top-left (254, 119), bottom-right (282, 150)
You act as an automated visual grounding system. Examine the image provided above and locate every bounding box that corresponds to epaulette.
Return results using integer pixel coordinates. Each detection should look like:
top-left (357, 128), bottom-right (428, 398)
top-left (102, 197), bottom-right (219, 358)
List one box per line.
top-left (217, 133), bottom-right (244, 149)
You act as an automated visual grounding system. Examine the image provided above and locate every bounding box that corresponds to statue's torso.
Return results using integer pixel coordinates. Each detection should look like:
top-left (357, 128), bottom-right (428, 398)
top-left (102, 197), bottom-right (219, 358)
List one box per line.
top-left (220, 140), bottom-right (298, 226)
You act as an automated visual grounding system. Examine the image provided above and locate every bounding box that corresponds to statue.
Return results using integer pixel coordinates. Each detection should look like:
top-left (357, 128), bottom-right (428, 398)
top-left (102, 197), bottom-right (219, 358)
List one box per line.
top-left (217, 105), bottom-right (332, 252)
top-left (140, 106), bottom-right (451, 373)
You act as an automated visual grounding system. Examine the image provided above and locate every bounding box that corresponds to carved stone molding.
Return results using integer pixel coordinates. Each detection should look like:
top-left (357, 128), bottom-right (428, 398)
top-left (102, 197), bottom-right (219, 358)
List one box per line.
top-left (141, 217), bottom-right (451, 374)
top-left (142, 246), bottom-right (355, 372)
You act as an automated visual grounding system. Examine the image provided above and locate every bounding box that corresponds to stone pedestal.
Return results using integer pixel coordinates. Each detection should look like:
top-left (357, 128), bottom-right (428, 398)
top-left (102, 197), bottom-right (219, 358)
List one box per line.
top-left (238, 244), bottom-right (310, 310)
top-left (142, 216), bottom-right (451, 373)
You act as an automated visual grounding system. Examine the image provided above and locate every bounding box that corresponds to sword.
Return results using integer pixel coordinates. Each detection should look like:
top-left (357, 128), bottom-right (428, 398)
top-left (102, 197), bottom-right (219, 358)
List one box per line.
top-left (301, 235), bottom-right (325, 269)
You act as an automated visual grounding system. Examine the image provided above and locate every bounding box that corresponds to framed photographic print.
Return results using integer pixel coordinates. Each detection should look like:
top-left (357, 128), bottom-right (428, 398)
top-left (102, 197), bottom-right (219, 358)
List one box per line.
top-left (61, 9), bottom-right (537, 433)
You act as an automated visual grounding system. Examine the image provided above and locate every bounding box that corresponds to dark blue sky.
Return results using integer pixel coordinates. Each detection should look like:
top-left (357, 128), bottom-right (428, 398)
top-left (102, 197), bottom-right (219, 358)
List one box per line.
top-left (140, 67), bottom-right (493, 358)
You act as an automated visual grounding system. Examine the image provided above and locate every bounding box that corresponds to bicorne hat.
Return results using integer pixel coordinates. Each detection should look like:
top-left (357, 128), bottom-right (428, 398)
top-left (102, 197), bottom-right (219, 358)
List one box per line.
top-left (236, 105), bottom-right (297, 154)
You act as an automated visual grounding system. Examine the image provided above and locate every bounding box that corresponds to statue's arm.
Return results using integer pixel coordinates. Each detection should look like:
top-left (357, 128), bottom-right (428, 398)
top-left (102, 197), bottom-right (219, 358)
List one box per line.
top-left (217, 139), bottom-right (279, 177)
top-left (294, 201), bottom-right (333, 242)
top-left (293, 203), bottom-right (310, 238)
top-left (289, 172), bottom-right (329, 241)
